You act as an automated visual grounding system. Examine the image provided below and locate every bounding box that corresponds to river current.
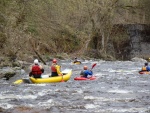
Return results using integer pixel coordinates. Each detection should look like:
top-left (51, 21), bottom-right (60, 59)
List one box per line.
top-left (0, 60), bottom-right (150, 113)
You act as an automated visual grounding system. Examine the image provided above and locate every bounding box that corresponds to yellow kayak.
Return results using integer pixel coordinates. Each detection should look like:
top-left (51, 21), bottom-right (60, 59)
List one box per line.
top-left (29, 69), bottom-right (72, 83)
top-left (72, 61), bottom-right (81, 65)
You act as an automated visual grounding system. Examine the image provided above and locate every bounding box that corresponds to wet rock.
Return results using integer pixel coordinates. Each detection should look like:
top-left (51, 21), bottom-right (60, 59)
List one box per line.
top-left (131, 57), bottom-right (147, 62)
top-left (0, 57), bottom-right (27, 80)
top-left (14, 106), bottom-right (32, 112)
top-left (0, 68), bottom-right (11, 78)
top-left (0, 107), bottom-right (5, 112)
top-left (128, 99), bottom-right (136, 102)
top-left (0, 67), bottom-right (25, 80)
top-left (0, 68), bottom-right (16, 80)
top-left (4, 71), bottom-right (16, 80)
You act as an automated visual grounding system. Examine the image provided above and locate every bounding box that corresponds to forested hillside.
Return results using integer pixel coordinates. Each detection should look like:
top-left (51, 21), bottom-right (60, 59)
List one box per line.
top-left (0, 0), bottom-right (150, 61)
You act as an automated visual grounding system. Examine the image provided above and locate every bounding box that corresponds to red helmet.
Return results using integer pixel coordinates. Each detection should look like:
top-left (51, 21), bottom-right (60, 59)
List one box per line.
top-left (84, 66), bottom-right (88, 70)
top-left (52, 59), bottom-right (57, 63)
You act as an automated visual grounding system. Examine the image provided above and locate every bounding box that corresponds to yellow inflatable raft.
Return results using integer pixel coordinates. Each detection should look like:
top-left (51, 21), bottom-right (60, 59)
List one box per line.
top-left (29, 69), bottom-right (72, 83)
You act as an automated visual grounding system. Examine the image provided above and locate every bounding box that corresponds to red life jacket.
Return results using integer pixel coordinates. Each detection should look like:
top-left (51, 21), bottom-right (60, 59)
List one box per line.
top-left (32, 65), bottom-right (42, 75)
top-left (51, 65), bottom-right (57, 72)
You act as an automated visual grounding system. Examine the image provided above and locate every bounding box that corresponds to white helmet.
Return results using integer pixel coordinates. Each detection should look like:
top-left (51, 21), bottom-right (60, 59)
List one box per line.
top-left (34, 59), bottom-right (39, 64)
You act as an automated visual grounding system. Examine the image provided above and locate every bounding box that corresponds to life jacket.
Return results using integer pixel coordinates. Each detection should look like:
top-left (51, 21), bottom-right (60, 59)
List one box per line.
top-left (32, 65), bottom-right (42, 75)
top-left (142, 66), bottom-right (147, 71)
top-left (51, 64), bottom-right (57, 72)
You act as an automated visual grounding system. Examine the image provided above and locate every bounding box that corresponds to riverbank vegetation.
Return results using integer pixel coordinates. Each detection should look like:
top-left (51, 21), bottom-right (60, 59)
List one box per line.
top-left (0, 0), bottom-right (150, 64)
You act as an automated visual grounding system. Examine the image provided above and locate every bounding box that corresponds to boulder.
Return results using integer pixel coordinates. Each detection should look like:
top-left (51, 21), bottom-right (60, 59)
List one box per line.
top-left (0, 67), bottom-right (16, 80)
top-left (131, 57), bottom-right (147, 62)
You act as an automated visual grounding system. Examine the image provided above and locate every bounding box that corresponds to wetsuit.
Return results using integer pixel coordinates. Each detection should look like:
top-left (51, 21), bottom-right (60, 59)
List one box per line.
top-left (80, 70), bottom-right (93, 78)
top-left (146, 66), bottom-right (150, 71)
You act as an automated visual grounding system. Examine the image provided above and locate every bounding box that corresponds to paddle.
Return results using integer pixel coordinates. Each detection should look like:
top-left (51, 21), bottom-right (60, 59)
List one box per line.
top-left (13, 79), bottom-right (23, 84)
top-left (91, 63), bottom-right (97, 70)
top-left (13, 78), bottom-right (31, 84)
top-left (87, 63), bottom-right (97, 78)
top-left (61, 73), bottom-right (64, 82)
top-left (56, 65), bottom-right (64, 82)
top-left (61, 69), bottom-right (71, 82)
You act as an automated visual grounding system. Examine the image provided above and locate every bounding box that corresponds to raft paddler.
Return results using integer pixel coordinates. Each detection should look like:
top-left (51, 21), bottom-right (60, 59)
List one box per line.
top-left (50, 59), bottom-right (62, 77)
top-left (29, 59), bottom-right (44, 78)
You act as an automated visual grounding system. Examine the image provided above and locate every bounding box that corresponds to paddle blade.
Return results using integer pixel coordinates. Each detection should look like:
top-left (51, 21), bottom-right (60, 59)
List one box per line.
top-left (61, 80), bottom-right (64, 82)
top-left (13, 79), bottom-right (23, 84)
top-left (92, 63), bottom-right (97, 69)
top-left (60, 74), bottom-right (64, 82)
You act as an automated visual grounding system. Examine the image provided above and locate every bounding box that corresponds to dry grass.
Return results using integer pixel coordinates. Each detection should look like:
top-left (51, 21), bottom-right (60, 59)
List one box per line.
top-left (0, 0), bottom-right (149, 61)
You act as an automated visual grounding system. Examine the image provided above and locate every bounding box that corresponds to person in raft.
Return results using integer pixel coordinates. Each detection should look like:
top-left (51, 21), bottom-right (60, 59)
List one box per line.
top-left (29, 59), bottom-right (44, 78)
top-left (80, 66), bottom-right (93, 78)
top-left (50, 59), bottom-right (62, 77)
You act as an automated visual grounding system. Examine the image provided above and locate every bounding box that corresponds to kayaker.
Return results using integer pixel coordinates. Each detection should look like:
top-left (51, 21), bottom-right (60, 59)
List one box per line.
top-left (80, 66), bottom-right (93, 78)
top-left (140, 62), bottom-right (150, 72)
top-left (73, 57), bottom-right (81, 64)
top-left (73, 57), bottom-right (78, 63)
top-left (50, 58), bottom-right (62, 77)
top-left (29, 59), bottom-right (44, 78)
top-left (141, 62), bottom-right (148, 71)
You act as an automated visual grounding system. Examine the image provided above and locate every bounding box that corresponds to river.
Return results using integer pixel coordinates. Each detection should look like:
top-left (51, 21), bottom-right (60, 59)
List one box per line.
top-left (0, 60), bottom-right (150, 113)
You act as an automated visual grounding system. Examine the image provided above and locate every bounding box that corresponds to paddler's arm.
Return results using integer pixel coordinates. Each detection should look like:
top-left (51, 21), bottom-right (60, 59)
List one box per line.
top-left (87, 70), bottom-right (93, 78)
top-left (39, 65), bottom-right (44, 73)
